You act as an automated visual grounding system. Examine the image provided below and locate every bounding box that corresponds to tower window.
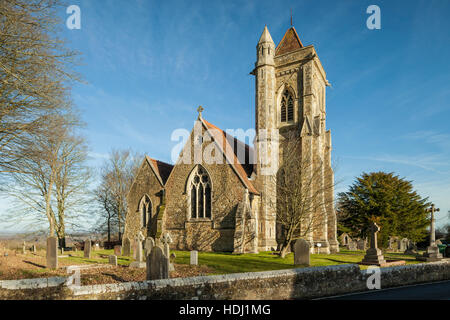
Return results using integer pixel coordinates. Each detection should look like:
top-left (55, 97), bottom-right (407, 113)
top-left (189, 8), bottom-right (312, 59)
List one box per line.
top-left (280, 90), bottom-right (294, 123)
top-left (188, 165), bottom-right (212, 219)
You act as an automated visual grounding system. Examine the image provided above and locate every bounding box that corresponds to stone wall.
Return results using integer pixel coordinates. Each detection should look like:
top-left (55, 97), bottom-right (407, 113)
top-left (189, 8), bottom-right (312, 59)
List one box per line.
top-left (2, 261), bottom-right (449, 300)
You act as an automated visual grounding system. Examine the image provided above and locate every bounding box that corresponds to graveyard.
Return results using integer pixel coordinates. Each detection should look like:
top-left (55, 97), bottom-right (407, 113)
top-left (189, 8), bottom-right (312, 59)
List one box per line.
top-left (0, 243), bottom-right (425, 285)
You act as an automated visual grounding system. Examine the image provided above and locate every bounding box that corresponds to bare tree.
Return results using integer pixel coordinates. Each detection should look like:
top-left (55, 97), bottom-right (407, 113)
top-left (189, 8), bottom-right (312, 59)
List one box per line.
top-left (4, 112), bottom-right (90, 243)
top-left (274, 131), bottom-right (336, 258)
top-left (0, 0), bottom-right (79, 174)
top-left (94, 150), bottom-right (141, 241)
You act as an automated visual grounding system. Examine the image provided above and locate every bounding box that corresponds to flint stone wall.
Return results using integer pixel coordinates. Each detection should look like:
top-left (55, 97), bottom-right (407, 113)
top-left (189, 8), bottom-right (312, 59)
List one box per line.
top-left (1, 261), bottom-right (449, 300)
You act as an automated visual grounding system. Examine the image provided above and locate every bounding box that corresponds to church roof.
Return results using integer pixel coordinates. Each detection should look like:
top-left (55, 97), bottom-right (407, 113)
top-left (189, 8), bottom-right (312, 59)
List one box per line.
top-left (275, 27), bottom-right (303, 56)
top-left (145, 156), bottom-right (173, 185)
top-left (202, 119), bottom-right (259, 195)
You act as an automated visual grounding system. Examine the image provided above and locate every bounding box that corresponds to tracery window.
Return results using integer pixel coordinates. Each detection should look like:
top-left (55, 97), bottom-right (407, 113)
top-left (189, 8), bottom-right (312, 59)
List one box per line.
top-left (280, 89), bottom-right (294, 123)
top-left (139, 195), bottom-right (151, 228)
top-left (188, 166), bottom-right (212, 219)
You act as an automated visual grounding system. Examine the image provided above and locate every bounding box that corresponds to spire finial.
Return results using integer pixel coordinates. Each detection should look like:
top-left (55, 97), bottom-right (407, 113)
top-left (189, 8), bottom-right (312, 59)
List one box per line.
top-left (197, 105), bottom-right (204, 119)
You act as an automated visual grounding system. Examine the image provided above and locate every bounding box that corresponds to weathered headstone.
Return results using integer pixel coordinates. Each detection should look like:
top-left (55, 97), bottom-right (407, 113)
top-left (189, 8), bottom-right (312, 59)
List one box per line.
top-left (161, 233), bottom-right (173, 271)
top-left (146, 246), bottom-right (169, 280)
top-left (46, 236), bottom-right (58, 269)
top-left (190, 250), bottom-right (198, 265)
top-left (32, 244), bottom-right (37, 253)
top-left (22, 241), bottom-right (26, 255)
top-left (356, 239), bottom-right (366, 251)
top-left (361, 222), bottom-right (386, 266)
top-left (144, 237), bottom-right (155, 258)
top-left (399, 238), bottom-right (408, 252)
top-left (347, 240), bottom-right (357, 251)
top-left (123, 238), bottom-right (131, 256)
top-left (130, 231), bottom-right (146, 268)
top-left (84, 239), bottom-right (91, 258)
top-left (405, 242), bottom-right (418, 255)
top-left (293, 239), bottom-right (310, 266)
top-left (114, 245), bottom-right (122, 256)
top-left (108, 255), bottom-right (118, 266)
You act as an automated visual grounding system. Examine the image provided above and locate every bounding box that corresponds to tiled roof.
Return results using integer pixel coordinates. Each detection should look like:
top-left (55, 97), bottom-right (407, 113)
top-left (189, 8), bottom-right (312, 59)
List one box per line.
top-left (275, 27), bottom-right (303, 56)
top-left (202, 118), bottom-right (259, 195)
top-left (145, 156), bottom-right (174, 185)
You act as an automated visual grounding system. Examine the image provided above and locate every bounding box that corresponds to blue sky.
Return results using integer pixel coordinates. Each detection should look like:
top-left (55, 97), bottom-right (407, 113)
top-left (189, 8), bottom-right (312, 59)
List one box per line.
top-left (1, 0), bottom-right (450, 231)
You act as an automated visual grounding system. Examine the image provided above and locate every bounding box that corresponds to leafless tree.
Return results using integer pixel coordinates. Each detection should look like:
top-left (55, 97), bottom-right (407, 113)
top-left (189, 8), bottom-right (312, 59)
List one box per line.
top-left (274, 131), bottom-right (336, 258)
top-left (94, 150), bottom-right (141, 241)
top-left (0, 0), bottom-right (80, 175)
top-left (4, 112), bottom-right (90, 244)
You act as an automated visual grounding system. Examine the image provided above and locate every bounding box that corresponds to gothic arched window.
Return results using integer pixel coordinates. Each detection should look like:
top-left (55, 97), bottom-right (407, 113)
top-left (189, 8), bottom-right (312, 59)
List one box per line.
top-left (139, 195), bottom-right (151, 228)
top-left (280, 89), bottom-right (294, 123)
top-left (188, 166), bottom-right (212, 219)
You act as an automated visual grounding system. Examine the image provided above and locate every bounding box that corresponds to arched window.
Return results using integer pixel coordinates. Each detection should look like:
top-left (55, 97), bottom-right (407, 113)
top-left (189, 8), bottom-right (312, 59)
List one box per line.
top-left (139, 195), bottom-right (151, 228)
top-left (280, 89), bottom-right (294, 123)
top-left (188, 166), bottom-right (212, 219)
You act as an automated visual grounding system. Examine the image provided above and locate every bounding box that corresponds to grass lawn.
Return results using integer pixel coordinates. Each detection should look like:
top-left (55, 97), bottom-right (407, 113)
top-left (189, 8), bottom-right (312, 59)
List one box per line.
top-left (57, 248), bottom-right (423, 275)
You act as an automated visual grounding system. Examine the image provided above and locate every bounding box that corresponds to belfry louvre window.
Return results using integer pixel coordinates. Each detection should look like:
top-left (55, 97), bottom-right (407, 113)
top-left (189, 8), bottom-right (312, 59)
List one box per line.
top-left (189, 166), bottom-right (212, 219)
top-left (280, 90), bottom-right (294, 122)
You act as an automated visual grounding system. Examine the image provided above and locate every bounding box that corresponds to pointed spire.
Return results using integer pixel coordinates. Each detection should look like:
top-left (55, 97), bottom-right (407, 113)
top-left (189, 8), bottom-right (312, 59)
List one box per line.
top-left (258, 25), bottom-right (274, 44)
top-left (275, 27), bottom-right (303, 56)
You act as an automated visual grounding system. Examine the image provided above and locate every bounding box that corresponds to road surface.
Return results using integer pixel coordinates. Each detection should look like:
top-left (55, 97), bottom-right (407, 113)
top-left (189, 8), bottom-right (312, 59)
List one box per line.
top-left (319, 280), bottom-right (450, 300)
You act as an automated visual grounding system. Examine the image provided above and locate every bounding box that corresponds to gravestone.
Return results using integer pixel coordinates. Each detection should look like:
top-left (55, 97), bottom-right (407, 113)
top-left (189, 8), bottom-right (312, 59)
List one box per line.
top-left (405, 242), bottom-right (418, 255)
top-left (22, 241), bottom-right (26, 255)
top-left (435, 239), bottom-right (442, 245)
top-left (84, 239), bottom-right (91, 258)
top-left (161, 233), bottom-right (173, 271)
top-left (130, 231), bottom-right (146, 268)
top-left (399, 238), bottom-right (408, 252)
top-left (190, 250), bottom-right (198, 265)
top-left (293, 239), bottom-right (310, 266)
top-left (32, 244), bottom-right (37, 253)
top-left (356, 239), bottom-right (366, 251)
top-left (144, 237), bottom-right (155, 258)
top-left (46, 237), bottom-right (58, 269)
top-left (418, 204), bottom-right (443, 262)
top-left (347, 240), bottom-right (357, 251)
top-left (108, 255), bottom-right (118, 266)
top-left (114, 245), bottom-right (122, 256)
top-left (361, 222), bottom-right (386, 266)
top-left (122, 238), bottom-right (131, 256)
top-left (146, 246), bottom-right (169, 280)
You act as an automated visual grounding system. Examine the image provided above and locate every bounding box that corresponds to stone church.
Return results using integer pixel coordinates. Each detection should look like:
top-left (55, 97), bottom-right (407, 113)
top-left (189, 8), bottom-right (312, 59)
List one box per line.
top-left (124, 25), bottom-right (339, 254)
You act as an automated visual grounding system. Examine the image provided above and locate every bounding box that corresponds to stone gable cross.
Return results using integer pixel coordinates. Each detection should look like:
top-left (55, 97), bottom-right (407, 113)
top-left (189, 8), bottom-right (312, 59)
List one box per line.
top-left (197, 105), bottom-right (204, 118)
top-left (368, 222), bottom-right (380, 249)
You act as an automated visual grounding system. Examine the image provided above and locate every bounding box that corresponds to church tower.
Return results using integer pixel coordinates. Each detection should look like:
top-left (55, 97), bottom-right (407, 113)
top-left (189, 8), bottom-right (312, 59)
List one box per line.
top-left (253, 25), bottom-right (339, 254)
top-left (253, 26), bottom-right (278, 251)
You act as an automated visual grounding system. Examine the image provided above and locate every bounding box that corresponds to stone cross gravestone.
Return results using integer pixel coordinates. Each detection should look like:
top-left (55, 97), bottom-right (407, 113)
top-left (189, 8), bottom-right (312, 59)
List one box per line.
top-left (109, 255), bottom-right (118, 266)
top-left (146, 246), bottom-right (169, 280)
top-left (418, 204), bottom-right (443, 262)
top-left (46, 236), bottom-right (58, 269)
top-left (114, 245), bottom-right (122, 256)
top-left (161, 233), bottom-right (173, 271)
top-left (361, 222), bottom-right (386, 266)
top-left (130, 231), bottom-right (146, 268)
top-left (122, 238), bottom-right (131, 256)
top-left (84, 239), bottom-right (91, 258)
top-left (190, 250), bottom-right (198, 265)
top-left (294, 239), bottom-right (310, 266)
top-left (144, 237), bottom-right (155, 259)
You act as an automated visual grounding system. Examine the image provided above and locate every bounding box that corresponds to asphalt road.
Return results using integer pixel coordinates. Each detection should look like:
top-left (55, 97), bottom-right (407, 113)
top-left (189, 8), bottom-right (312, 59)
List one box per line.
top-left (320, 280), bottom-right (450, 300)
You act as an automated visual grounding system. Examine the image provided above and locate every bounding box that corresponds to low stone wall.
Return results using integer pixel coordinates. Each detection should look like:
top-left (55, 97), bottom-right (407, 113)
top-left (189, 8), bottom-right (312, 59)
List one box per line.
top-left (1, 261), bottom-right (449, 300)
